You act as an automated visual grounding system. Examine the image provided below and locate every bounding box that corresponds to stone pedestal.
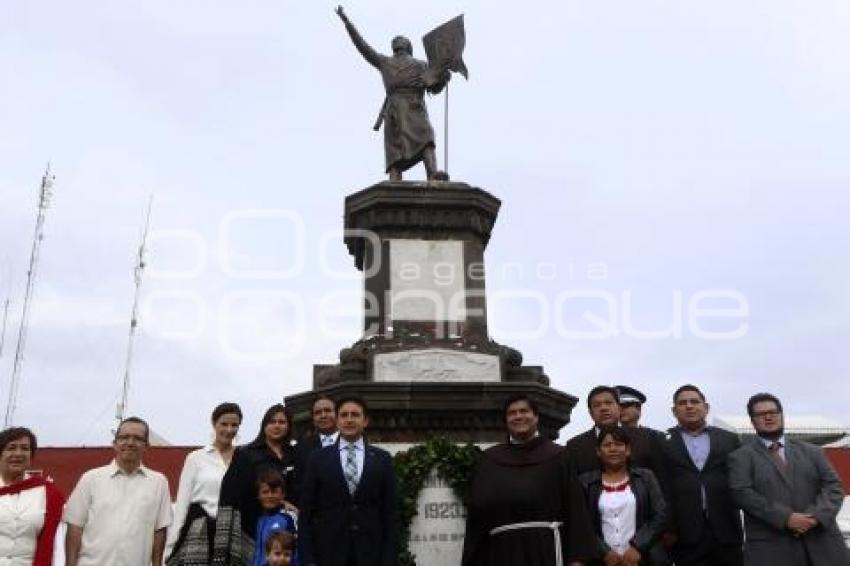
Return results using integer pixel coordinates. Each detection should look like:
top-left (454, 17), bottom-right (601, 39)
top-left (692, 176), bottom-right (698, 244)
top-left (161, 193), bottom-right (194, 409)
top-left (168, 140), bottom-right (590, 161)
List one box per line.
top-left (343, 181), bottom-right (498, 342)
top-left (285, 181), bottom-right (578, 442)
top-left (284, 180), bottom-right (579, 565)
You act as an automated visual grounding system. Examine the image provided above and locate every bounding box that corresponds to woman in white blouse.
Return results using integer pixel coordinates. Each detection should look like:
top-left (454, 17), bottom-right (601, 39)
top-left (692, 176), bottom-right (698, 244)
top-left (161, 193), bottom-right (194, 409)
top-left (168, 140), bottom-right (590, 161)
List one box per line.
top-left (0, 427), bottom-right (64, 566)
top-left (578, 425), bottom-right (667, 566)
top-left (165, 402), bottom-right (242, 565)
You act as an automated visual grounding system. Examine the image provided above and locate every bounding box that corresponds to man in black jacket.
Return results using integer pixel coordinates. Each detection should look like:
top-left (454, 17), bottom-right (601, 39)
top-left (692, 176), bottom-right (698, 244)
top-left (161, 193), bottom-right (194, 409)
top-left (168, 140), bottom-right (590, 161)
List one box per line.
top-left (294, 396), bottom-right (339, 505)
top-left (566, 385), bottom-right (672, 565)
top-left (565, 385), bottom-right (668, 482)
top-left (662, 384), bottom-right (743, 566)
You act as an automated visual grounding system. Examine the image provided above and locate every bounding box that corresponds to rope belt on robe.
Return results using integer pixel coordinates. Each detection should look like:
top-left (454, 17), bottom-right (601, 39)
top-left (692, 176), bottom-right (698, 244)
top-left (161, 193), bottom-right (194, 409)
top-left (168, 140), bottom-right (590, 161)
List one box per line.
top-left (489, 521), bottom-right (564, 566)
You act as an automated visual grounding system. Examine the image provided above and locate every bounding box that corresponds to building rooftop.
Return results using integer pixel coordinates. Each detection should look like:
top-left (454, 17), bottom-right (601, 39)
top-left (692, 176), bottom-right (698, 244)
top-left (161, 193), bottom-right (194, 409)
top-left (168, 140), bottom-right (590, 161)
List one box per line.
top-left (714, 415), bottom-right (848, 446)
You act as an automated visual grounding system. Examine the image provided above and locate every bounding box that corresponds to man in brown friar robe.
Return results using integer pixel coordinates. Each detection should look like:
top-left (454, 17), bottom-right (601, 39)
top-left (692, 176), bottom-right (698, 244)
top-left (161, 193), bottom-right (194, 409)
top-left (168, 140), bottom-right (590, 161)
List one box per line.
top-left (462, 395), bottom-right (597, 566)
top-left (336, 6), bottom-right (449, 181)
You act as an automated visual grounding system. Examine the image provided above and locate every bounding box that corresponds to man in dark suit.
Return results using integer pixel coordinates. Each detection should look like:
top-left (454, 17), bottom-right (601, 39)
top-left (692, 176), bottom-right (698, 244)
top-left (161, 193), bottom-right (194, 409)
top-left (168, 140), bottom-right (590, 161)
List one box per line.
top-left (294, 396), bottom-right (339, 504)
top-left (565, 385), bottom-right (667, 480)
top-left (662, 384), bottom-right (743, 566)
top-left (299, 395), bottom-right (398, 566)
top-left (566, 385), bottom-right (671, 565)
top-left (728, 392), bottom-right (850, 566)
top-left (565, 385), bottom-right (621, 473)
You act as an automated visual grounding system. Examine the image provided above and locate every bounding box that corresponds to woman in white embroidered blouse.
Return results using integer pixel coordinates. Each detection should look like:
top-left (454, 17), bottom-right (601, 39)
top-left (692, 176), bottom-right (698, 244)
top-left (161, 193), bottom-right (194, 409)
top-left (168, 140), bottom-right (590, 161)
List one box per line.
top-left (0, 427), bottom-right (65, 566)
top-left (165, 402), bottom-right (242, 564)
top-left (597, 432), bottom-right (638, 563)
top-left (578, 425), bottom-right (667, 566)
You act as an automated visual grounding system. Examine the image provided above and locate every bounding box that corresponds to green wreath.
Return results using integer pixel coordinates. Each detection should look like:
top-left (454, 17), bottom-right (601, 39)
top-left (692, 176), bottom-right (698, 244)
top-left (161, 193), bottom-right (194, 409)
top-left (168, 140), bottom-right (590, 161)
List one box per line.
top-left (393, 436), bottom-right (481, 566)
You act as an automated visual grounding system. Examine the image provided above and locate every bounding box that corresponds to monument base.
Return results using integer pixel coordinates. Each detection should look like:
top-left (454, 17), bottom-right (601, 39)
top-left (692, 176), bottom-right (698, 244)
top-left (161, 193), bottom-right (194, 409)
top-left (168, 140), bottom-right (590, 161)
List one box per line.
top-left (285, 381), bottom-right (576, 443)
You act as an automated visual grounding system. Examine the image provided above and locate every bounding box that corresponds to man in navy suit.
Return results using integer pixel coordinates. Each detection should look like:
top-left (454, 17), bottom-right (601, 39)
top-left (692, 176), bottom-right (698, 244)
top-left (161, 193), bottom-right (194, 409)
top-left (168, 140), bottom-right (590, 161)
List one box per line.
top-left (662, 384), bottom-right (743, 566)
top-left (299, 395), bottom-right (398, 566)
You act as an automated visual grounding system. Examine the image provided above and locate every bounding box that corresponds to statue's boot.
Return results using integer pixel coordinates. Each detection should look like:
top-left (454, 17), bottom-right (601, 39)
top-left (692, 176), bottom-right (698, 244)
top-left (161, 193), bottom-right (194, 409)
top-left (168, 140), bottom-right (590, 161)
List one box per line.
top-left (423, 148), bottom-right (449, 181)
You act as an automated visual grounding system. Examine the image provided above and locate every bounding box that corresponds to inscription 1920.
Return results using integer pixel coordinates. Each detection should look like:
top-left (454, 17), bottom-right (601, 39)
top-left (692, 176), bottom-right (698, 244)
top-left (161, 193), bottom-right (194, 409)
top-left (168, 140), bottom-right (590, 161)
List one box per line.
top-left (422, 501), bottom-right (467, 519)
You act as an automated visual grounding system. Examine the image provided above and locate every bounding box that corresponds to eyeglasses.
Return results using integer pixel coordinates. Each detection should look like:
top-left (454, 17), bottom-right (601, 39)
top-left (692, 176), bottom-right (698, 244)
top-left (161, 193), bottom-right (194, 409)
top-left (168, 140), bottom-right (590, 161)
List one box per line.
top-left (116, 434), bottom-right (147, 444)
top-left (752, 409), bottom-right (781, 419)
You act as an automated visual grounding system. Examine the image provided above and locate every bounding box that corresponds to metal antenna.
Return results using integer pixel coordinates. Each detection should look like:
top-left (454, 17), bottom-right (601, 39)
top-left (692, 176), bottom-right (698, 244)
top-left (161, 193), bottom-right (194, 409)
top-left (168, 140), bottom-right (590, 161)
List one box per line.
top-left (4, 165), bottom-right (55, 427)
top-left (0, 298), bottom-right (10, 358)
top-left (115, 195), bottom-right (154, 428)
top-left (0, 258), bottom-right (11, 358)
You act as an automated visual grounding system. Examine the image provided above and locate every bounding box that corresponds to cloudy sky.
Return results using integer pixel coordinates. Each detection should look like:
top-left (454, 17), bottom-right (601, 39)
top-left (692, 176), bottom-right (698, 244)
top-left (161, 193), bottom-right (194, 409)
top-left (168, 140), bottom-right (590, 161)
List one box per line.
top-left (1, 1), bottom-right (848, 446)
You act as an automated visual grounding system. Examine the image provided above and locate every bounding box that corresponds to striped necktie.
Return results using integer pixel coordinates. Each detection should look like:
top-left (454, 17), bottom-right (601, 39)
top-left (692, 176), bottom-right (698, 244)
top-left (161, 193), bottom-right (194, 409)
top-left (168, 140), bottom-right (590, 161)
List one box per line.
top-left (769, 441), bottom-right (786, 469)
top-left (344, 443), bottom-right (358, 494)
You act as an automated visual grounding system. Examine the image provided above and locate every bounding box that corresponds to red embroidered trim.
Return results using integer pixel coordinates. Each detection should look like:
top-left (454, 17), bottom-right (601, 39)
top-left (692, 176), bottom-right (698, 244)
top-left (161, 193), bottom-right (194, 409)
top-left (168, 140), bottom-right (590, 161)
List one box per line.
top-left (601, 479), bottom-right (630, 493)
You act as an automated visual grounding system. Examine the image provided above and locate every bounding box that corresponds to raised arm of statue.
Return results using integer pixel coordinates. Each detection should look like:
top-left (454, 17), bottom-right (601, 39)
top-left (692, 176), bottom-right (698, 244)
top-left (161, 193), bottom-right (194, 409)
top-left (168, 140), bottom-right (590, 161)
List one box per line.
top-left (336, 6), bottom-right (381, 69)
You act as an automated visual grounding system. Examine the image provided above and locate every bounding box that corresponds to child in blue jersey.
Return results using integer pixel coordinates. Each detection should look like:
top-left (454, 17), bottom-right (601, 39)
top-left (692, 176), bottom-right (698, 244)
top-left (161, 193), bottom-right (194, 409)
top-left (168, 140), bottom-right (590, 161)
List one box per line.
top-left (253, 469), bottom-right (298, 566)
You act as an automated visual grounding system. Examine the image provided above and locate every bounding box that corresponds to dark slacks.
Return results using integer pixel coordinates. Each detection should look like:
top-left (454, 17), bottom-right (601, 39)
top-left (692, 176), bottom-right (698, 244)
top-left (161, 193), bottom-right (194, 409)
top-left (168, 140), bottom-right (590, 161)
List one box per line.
top-left (648, 542), bottom-right (672, 566)
top-left (673, 526), bottom-right (743, 566)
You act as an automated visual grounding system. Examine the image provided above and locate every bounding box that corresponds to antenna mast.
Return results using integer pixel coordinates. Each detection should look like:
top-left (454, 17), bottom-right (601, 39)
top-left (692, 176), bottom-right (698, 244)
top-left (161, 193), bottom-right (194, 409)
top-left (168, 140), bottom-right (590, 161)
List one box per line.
top-left (0, 260), bottom-right (10, 358)
top-left (115, 196), bottom-right (154, 427)
top-left (0, 298), bottom-right (10, 358)
top-left (4, 165), bottom-right (55, 427)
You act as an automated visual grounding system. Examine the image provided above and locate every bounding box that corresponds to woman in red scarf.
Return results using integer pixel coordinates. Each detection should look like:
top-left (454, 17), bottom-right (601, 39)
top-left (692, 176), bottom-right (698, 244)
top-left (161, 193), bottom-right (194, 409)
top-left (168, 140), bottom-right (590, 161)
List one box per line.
top-left (0, 427), bottom-right (65, 566)
top-left (578, 426), bottom-right (667, 566)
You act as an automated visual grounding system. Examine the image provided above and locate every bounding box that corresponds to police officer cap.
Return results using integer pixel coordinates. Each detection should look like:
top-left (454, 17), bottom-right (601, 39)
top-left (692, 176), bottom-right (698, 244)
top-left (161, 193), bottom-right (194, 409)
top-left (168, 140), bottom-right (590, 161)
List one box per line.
top-left (615, 385), bottom-right (646, 405)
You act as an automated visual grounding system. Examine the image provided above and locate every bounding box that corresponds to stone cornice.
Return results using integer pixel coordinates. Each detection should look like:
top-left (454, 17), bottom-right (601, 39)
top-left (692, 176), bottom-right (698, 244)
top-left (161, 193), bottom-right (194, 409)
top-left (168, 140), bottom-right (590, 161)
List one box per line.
top-left (285, 381), bottom-right (577, 443)
top-left (344, 181), bottom-right (501, 270)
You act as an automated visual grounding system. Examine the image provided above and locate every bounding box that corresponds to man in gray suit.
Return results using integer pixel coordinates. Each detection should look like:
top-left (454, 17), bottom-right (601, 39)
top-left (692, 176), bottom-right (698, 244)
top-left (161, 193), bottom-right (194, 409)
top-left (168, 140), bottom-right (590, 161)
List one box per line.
top-left (728, 392), bottom-right (850, 566)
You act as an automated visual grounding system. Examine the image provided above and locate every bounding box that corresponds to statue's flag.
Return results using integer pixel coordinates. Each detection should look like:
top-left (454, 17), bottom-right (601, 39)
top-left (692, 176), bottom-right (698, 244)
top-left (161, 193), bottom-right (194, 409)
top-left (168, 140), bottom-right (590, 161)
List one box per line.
top-left (423, 15), bottom-right (469, 79)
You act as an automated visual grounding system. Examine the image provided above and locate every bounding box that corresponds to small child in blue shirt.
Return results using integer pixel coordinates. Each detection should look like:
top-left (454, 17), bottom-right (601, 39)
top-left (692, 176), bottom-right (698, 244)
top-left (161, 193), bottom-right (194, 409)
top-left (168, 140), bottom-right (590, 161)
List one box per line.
top-left (253, 469), bottom-right (298, 566)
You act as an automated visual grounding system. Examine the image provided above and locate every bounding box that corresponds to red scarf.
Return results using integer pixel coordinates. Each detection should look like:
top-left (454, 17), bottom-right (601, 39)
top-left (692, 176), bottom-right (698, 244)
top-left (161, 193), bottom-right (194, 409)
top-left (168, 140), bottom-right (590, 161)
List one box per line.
top-left (0, 476), bottom-right (65, 566)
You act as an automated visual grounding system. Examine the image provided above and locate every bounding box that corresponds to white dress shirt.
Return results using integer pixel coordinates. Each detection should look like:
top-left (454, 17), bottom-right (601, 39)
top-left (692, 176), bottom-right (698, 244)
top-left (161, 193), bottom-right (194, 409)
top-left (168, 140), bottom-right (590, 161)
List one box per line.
top-left (320, 431), bottom-right (340, 447)
top-left (0, 480), bottom-right (46, 566)
top-left (338, 437), bottom-right (365, 486)
top-left (63, 461), bottom-right (172, 566)
top-left (760, 434), bottom-right (787, 462)
top-left (599, 483), bottom-right (637, 555)
top-left (165, 445), bottom-right (230, 558)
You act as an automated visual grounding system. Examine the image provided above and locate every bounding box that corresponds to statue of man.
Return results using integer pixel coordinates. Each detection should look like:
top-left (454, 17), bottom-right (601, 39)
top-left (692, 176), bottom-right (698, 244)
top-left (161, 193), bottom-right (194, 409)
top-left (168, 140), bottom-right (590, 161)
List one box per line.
top-left (336, 6), bottom-right (450, 181)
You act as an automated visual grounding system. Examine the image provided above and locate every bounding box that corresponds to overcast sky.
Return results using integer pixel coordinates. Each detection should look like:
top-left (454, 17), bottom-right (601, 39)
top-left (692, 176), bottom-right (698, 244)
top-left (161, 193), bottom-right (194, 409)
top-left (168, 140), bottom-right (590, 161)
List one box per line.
top-left (1, 1), bottom-right (849, 446)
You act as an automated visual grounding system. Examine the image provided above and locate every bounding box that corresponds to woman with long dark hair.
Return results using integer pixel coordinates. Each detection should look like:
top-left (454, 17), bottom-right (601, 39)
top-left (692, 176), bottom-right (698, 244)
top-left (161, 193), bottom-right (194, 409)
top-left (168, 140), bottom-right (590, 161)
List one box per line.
top-left (165, 402), bottom-right (242, 565)
top-left (216, 404), bottom-right (297, 563)
top-left (578, 425), bottom-right (667, 566)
